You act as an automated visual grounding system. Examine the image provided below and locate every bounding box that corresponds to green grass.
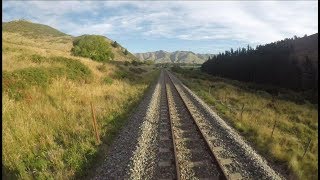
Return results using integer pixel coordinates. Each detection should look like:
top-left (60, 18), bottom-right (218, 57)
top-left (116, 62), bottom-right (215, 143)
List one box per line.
top-left (3, 20), bottom-right (67, 38)
top-left (76, 68), bottom-right (160, 179)
top-left (2, 31), bottom-right (160, 179)
top-left (172, 67), bottom-right (318, 180)
top-left (3, 62), bottom-right (159, 179)
top-left (3, 55), bottom-right (92, 100)
top-left (71, 35), bottom-right (114, 62)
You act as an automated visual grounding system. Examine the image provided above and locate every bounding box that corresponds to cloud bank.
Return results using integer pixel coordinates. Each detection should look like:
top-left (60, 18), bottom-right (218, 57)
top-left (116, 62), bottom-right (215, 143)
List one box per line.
top-left (3, 1), bottom-right (318, 53)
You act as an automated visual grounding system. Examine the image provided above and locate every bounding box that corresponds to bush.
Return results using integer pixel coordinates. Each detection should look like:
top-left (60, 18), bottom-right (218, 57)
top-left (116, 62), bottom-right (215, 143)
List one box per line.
top-left (71, 35), bottom-right (114, 62)
top-left (123, 49), bottom-right (128, 55)
top-left (145, 60), bottom-right (154, 65)
top-left (124, 61), bottom-right (130, 66)
top-left (96, 64), bottom-right (107, 72)
top-left (131, 60), bottom-right (143, 66)
top-left (111, 41), bottom-right (119, 48)
top-left (129, 67), bottom-right (147, 74)
top-left (30, 54), bottom-right (46, 63)
top-left (113, 70), bottom-right (128, 79)
top-left (103, 77), bottom-right (114, 85)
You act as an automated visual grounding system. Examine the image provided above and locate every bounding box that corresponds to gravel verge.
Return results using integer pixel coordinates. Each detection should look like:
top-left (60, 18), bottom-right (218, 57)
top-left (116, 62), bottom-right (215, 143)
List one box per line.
top-left (168, 71), bottom-right (284, 180)
top-left (92, 71), bottom-right (162, 180)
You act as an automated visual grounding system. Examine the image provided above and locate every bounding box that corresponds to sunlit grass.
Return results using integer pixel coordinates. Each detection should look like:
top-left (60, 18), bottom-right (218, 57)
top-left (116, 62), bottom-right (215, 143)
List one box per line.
top-left (173, 68), bottom-right (318, 180)
top-left (2, 32), bottom-right (159, 179)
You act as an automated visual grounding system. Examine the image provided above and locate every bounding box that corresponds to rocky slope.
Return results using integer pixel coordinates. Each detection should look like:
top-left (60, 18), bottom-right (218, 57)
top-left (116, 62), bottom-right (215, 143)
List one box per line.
top-left (135, 50), bottom-right (213, 64)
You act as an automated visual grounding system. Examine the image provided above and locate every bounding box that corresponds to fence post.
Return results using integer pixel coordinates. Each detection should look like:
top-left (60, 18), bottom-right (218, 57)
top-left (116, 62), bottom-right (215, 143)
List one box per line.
top-left (301, 138), bottom-right (312, 160)
top-left (90, 101), bottom-right (100, 144)
top-left (240, 103), bottom-right (245, 120)
top-left (271, 118), bottom-right (277, 138)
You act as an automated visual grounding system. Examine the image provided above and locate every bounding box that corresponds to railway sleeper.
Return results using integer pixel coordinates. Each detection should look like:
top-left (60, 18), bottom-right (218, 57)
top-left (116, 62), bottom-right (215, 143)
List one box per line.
top-left (175, 138), bottom-right (200, 143)
top-left (159, 148), bottom-right (171, 153)
top-left (186, 160), bottom-right (210, 167)
top-left (158, 161), bottom-right (173, 167)
top-left (160, 136), bottom-right (171, 141)
top-left (228, 173), bottom-right (242, 180)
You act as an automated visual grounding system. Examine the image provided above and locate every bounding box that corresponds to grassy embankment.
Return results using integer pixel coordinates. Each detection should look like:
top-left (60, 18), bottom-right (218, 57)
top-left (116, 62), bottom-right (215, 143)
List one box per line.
top-left (172, 67), bottom-right (318, 180)
top-left (2, 30), bottom-right (159, 179)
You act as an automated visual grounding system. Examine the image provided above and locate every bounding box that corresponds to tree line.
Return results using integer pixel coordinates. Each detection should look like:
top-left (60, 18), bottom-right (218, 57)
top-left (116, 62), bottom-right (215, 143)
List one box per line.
top-left (201, 36), bottom-right (318, 94)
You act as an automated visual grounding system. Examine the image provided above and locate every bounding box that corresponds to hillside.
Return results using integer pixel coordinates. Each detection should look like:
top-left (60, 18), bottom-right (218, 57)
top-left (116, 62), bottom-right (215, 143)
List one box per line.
top-left (202, 33), bottom-right (318, 102)
top-left (2, 20), bottom-right (159, 179)
top-left (2, 20), bottom-right (137, 62)
top-left (290, 33), bottom-right (318, 69)
top-left (135, 50), bottom-right (212, 64)
top-left (3, 19), bottom-right (68, 38)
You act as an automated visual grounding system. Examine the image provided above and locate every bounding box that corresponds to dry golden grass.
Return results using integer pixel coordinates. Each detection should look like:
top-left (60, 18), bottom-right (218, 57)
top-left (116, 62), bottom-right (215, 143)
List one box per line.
top-left (2, 32), bottom-right (159, 179)
top-left (173, 68), bottom-right (318, 180)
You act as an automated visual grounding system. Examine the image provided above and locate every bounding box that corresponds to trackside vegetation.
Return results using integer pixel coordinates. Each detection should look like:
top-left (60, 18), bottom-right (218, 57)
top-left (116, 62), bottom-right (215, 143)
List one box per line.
top-left (71, 35), bottom-right (114, 62)
top-left (172, 66), bottom-right (318, 180)
top-left (2, 21), bottom-right (159, 179)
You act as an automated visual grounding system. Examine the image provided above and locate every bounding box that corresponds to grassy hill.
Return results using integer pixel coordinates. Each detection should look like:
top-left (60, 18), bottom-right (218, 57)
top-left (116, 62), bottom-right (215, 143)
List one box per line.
top-left (2, 20), bottom-right (159, 179)
top-left (2, 19), bottom-right (138, 62)
top-left (3, 19), bottom-right (68, 38)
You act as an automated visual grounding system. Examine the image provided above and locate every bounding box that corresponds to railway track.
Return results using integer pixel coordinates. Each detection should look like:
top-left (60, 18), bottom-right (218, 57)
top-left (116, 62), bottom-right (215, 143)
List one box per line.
top-left (95, 70), bottom-right (283, 180)
top-left (156, 70), bottom-right (243, 180)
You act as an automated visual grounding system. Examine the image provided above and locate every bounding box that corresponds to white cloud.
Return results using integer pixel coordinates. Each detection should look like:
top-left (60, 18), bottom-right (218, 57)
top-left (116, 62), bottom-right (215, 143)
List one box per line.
top-left (3, 1), bottom-right (318, 46)
top-left (70, 23), bottom-right (113, 36)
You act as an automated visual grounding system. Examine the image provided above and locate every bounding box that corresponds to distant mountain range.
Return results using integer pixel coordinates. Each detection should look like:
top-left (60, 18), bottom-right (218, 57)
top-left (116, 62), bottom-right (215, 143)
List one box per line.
top-left (134, 50), bottom-right (213, 64)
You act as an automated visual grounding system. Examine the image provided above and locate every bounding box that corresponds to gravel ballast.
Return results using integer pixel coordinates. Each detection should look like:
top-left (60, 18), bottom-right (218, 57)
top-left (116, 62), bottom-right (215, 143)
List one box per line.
top-left (168, 71), bottom-right (284, 180)
top-left (92, 71), bottom-right (163, 180)
top-left (92, 70), bottom-right (285, 180)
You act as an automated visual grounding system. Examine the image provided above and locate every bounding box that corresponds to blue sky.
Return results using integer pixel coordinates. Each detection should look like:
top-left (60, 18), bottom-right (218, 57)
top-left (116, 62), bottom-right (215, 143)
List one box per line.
top-left (3, 1), bottom-right (318, 54)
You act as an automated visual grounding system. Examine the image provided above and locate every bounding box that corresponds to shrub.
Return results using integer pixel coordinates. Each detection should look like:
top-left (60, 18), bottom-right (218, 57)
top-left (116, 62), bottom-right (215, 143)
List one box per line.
top-left (131, 60), bottom-right (143, 66)
top-left (71, 35), bottom-right (114, 62)
top-left (96, 64), bottom-right (107, 72)
top-left (103, 77), bottom-right (114, 85)
top-left (30, 54), bottom-right (46, 63)
top-left (124, 61), bottom-right (130, 66)
top-left (129, 67), bottom-right (147, 74)
top-left (145, 60), bottom-right (154, 65)
top-left (123, 49), bottom-right (128, 55)
top-left (111, 41), bottom-right (119, 48)
top-left (113, 70), bottom-right (128, 79)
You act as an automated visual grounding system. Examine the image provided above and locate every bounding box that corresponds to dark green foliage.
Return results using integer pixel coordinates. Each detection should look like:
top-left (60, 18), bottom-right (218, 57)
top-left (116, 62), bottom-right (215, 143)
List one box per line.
top-left (131, 60), bottom-right (143, 66)
top-left (129, 67), bottom-right (147, 74)
top-left (201, 35), bottom-right (318, 103)
top-left (112, 70), bottom-right (128, 80)
top-left (30, 54), bottom-right (46, 63)
top-left (111, 41), bottom-right (119, 48)
top-left (71, 35), bottom-right (114, 62)
top-left (145, 60), bottom-right (155, 65)
top-left (3, 56), bottom-right (92, 100)
top-left (103, 77), bottom-right (114, 85)
top-left (123, 49), bottom-right (128, 55)
top-left (124, 61), bottom-right (130, 66)
top-left (3, 20), bottom-right (67, 38)
top-left (172, 67), bottom-right (317, 105)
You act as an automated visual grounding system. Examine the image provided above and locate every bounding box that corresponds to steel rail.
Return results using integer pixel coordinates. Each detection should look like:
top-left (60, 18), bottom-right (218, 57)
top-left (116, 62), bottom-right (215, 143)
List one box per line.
top-left (164, 71), bottom-right (181, 180)
top-left (165, 70), bottom-right (229, 180)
